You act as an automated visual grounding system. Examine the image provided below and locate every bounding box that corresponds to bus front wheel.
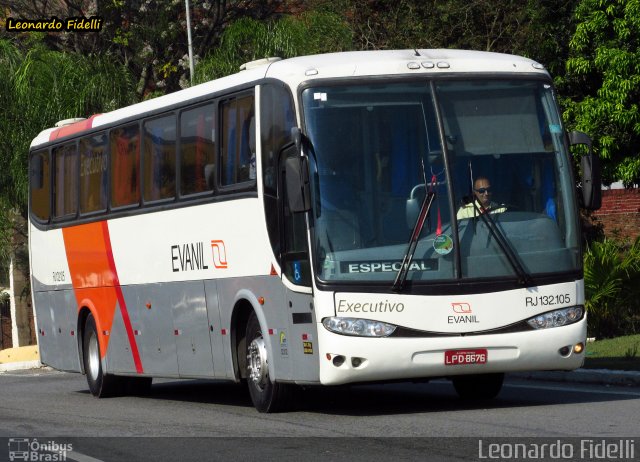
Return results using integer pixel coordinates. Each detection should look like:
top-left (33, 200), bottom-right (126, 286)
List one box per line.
top-left (452, 373), bottom-right (504, 400)
top-left (245, 311), bottom-right (292, 412)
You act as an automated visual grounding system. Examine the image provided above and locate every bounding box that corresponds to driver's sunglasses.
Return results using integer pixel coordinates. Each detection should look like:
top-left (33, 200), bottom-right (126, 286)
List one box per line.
top-left (474, 187), bottom-right (492, 194)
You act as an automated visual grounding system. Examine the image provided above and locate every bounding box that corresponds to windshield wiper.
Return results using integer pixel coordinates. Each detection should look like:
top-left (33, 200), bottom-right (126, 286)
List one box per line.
top-left (392, 191), bottom-right (435, 292)
top-left (471, 202), bottom-right (533, 286)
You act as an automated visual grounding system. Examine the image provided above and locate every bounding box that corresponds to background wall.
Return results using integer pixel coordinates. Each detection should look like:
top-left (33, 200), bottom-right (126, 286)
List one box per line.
top-left (591, 189), bottom-right (640, 241)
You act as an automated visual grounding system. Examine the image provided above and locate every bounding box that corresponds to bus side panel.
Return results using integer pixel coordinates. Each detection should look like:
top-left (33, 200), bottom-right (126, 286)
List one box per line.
top-left (125, 284), bottom-right (179, 377)
top-left (107, 281), bottom-right (217, 378)
top-left (283, 289), bottom-right (319, 383)
top-left (171, 280), bottom-right (215, 378)
top-left (216, 276), bottom-right (290, 380)
top-left (204, 280), bottom-right (228, 378)
top-left (104, 295), bottom-right (137, 374)
top-left (34, 289), bottom-right (81, 373)
top-left (215, 276), bottom-right (320, 383)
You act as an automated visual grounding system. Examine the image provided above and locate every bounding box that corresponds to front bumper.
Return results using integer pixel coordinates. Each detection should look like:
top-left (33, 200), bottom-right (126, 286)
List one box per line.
top-left (318, 317), bottom-right (586, 385)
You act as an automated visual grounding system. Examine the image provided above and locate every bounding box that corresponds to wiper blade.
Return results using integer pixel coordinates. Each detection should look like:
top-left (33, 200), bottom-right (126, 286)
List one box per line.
top-left (471, 203), bottom-right (533, 286)
top-left (392, 191), bottom-right (435, 292)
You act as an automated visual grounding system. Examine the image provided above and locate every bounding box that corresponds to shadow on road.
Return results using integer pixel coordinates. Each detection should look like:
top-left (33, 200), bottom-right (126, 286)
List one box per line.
top-left (85, 376), bottom-right (640, 416)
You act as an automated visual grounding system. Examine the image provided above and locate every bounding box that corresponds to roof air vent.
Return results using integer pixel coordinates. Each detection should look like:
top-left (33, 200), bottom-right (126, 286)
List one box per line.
top-left (54, 118), bottom-right (86, 127)
top-left (240, 57), bottom-right (282, 71)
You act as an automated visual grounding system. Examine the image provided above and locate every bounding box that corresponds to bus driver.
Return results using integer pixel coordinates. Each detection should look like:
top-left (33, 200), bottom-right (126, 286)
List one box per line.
top-left (457, 176), bottom-right (507, 219)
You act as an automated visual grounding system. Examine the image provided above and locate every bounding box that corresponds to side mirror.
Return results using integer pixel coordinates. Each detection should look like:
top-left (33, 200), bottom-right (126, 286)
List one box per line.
top-left (569, 131), bottom-right (601, 210)
top-left (291, 127), bottom-right (302, 151)
top-left (285, 153), bottom-right (311, 213)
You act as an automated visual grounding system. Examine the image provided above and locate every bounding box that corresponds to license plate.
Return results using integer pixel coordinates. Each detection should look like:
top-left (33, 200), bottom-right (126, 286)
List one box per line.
top-left (444, 349), bottom-right (487, 365)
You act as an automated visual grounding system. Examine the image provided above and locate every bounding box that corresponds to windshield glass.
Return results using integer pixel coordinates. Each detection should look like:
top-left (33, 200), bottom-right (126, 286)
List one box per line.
top-left (302, 79), bottom-right (580, 284)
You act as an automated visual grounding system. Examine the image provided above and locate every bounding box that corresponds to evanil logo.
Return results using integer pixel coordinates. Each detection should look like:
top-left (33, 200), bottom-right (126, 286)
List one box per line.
top-left (448, 302), bottom-right (479, 324)
top-left (451, 302), bottom-right (472, 313)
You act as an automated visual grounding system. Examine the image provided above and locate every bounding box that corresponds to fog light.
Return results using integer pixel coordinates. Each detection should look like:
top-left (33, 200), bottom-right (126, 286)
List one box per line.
top-left (351, 357), bottom-right (363, 368)
top-left (332, 355), bottom-right (345, 367)
top-left (558, 346), bottom-right (571, 357)
top-left (574, 343), bottom-right (584, 354)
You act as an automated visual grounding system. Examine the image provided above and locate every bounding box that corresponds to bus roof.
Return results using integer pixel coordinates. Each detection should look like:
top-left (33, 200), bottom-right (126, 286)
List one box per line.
top-left (30, 49), bottom-right (547, 149)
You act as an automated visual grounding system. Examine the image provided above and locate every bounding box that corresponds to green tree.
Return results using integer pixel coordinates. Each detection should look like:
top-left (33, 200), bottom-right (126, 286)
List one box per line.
top-left (0, 37), bottom-right (134, 217)
top-left (194, 10), bottom-right (353, 82)
top-left (0, 37), bottom-right (134, 345)
top-left (584, 237), bottom-right (640, 337)
top-left (559, 0), bottom-right (640, 186)
top-left (2, 0), bottom-right (285, 97)
top-left (306, 0), bottom-right (578, 76)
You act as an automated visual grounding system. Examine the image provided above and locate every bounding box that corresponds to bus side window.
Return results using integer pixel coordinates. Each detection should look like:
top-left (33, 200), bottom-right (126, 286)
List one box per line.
top-left (281, 145), bottom-right (311, 286)
top-left (30, 150), bottom-right (50, 221)
top-left (53, 143), bottom-right (78, 219)
top-left (111, 124), bottom-right (140, 208)
top-left (144, 115), bottom-right (177, 201)
top-left (220, 93), bottom-right (255, 186)
top-left (180, 103), bottom-right (215, 196)
top-left (79, 134), bottom-right (108, 214)
top-left (260, 83), bottom-right (297, 264)
top-left (30, 151), bottom-right (51, 221)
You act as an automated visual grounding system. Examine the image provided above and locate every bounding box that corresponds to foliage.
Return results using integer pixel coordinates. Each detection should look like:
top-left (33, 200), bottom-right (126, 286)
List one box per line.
top-left (0, 37), bottom-right (134, 211)
top-left (307, 0), bottom-right (578, 76)
top-left (583, 237), bottom-right (640, 338)
top-left (0, 0), bottom-right (285, 97)
top-left (559, 0), bottom-right (640, 186)
top-left (194, 11), bottom-right (353, 82)
top-left (0, 37), bottom-right (134, 268)
top-left (584, 334), bottom-right (640, 370)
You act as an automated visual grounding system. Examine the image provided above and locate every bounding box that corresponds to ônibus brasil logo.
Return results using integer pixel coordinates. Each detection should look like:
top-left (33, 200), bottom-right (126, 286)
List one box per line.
top-left (8, 438), bottom-right (72, 461)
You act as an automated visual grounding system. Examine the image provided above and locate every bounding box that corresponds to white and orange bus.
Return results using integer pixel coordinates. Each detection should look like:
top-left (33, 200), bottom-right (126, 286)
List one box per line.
top-left (29, 50), bottom-right (600, 412)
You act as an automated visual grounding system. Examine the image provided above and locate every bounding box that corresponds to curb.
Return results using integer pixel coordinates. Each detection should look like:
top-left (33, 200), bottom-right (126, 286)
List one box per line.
top-left (510, 368), bottom-right (640, 387)
top-left (0, 346), bottom-right (41, 373)
top-left (0, 360), bottom-right (43, 373)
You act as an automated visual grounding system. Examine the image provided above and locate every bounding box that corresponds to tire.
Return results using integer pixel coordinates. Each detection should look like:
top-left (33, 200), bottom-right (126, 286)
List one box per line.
top-left (452, 373), bottom-right (504, 400)
top-left (245, 311), bottom-right (293, 412)
top-left (83, 313), bottom-right (124, 397)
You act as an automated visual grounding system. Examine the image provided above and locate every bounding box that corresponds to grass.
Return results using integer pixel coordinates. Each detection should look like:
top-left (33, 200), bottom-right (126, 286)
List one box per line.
top-left (583, 334), bottom-right (640, 371)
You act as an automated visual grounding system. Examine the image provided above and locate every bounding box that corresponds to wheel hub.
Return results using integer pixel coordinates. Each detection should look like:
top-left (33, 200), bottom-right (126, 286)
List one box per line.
top-left (87, 331), bottom-right (100, 380)
top-left (247, 336), bottom-right (268, 389)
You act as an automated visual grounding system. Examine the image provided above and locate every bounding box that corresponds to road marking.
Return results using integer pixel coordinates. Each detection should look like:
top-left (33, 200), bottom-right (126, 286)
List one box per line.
top-left (505, 382), bottom-right (640, 397)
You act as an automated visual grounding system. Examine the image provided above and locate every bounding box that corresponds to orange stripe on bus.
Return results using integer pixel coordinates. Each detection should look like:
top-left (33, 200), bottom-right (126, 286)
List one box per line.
top-left (49, 114), bottom-right (101, 141)
top-left (62, 221), bottom-right (143, 372)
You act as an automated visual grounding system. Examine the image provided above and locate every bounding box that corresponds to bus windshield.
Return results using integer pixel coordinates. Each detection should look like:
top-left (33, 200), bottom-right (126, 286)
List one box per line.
top-left (302, 79), bottom-right (580, 284)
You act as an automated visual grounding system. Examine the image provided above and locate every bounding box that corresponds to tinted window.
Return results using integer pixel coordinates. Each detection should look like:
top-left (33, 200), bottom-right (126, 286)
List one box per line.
top-left (111, 124), bottom-right (140, 207)
top-left (261, 83), bottom-right (296, 195)
top-left (220, 94), bottom-right (255, 186)
top-left (79, 134), bottom-right (108, 214)
top-left (143, 115), bottom-right (176, 201)
top-left (260, 83), bottom-right (297, 262)
top-left (30, 150), bottom-right (50, 221)
top-left (53, 143), bottom-right (78, 218)
top-left (180, 104), bottom-right (215, 195)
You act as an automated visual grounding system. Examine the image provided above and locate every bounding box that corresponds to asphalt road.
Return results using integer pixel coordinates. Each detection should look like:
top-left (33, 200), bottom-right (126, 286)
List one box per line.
top-left (0, 368), bottom-right (638, 461)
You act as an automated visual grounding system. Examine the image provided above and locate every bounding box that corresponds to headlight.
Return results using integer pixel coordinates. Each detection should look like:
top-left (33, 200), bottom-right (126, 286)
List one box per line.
top-left (322, 317), bottom-right (397, 337)
top-left (526, 306), bottom-right (584, 330)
